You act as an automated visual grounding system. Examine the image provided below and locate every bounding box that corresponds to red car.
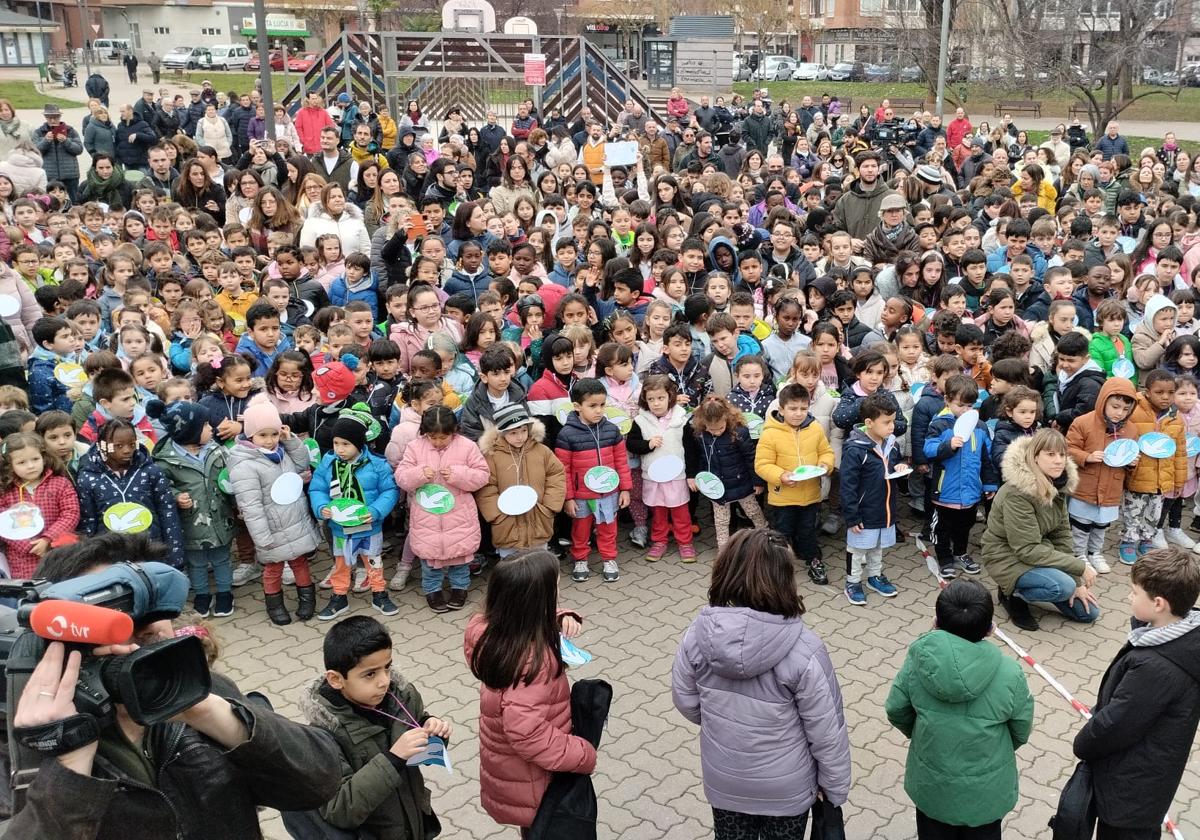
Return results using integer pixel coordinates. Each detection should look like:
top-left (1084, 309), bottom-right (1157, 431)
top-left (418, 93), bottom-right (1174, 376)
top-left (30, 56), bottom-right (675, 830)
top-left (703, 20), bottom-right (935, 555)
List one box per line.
top-left (287, 53), bottom-right (319, 72)
top-left (245, 51), bottom-right (284, 71)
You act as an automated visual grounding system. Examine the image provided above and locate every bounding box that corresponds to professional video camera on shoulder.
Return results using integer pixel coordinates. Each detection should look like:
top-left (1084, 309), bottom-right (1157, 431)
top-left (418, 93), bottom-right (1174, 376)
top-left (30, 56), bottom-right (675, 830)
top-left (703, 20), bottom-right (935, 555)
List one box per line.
top-left (869, 118), bottom-right (918, 148)
top-left (1, 561), bottom-right (210, 802)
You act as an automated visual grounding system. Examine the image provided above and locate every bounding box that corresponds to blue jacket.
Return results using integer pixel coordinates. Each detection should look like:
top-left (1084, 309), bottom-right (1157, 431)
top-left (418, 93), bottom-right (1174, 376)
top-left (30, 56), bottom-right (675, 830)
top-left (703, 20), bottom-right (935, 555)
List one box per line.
top-left (235, 332), bottom-right (293, 378)
top-left (198, 388), bottom-right (263, 434)
top-left (986, 245), bottom-right (1048, 281)
top-left (923, 410), bottom-right (1000, 507)
top-left (683, 425), bottom-right (763, 503)
top-left (169, 332), bottom-right (195, 375)
top-left (309, 449), bottom-right (399, 540)
top-left (75, 445), bottom-right (184, 567)
top-left (28, 347), bottom-right (73, 414)
top-left (990, 419), bottom-right (1035, 477)
top-left (910, 385), bottom-right (945, 468)
top-left (840, 427), bottom-right (902, 530)
top-left (547, 264), bottom-right (574, 288)
top-left (442, 268), bottom-right (492, 301)
top-left (329, 274), bottom-right (379, 319)
top-left (832, 384), bottom-right (907, 438)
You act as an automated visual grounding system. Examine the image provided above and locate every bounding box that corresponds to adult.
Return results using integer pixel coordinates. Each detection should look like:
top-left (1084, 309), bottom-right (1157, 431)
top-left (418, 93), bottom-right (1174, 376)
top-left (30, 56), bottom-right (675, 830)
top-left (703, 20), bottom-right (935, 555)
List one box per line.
top-left (153, 97), bottom-right (181, 140)
top-left (1012, 162), bottom-right (1057, 213)
top-left (148, 49), bottom-right (162, 83)
top-left (33, 105), bottom-right (83, 200)
top-left (84, 72), bottom-right (109, 107)
top-left (489, 155), bottom-right (536, 216)
top-left (115, 103), bottom-right (157, 172)
top-left (666, 86), bottom-right (689, 122)
top-left (310, 127), bottom-right (352, 192)
top-left (672, 529), bottom-right (851, 836)
top-left (479, 110), bottom-right (504, 158)
top-left (293, 92), bottom-right (335, 155)
top-left (142, 144), bottom-right (179, 195)
top-left (77, 153), bottom-right (133, 209)
top-left (299, 182), bottom-right (371, 257)
top-left (447, 200), bottom-right (493, 261)
top-left (862, 193), bottom-right (920, 267)
top-left (981, 429), bottom-right (1100, 631)
top-left (268, 104), bottom-right (302, 151)
top-left (577, 121), bottom-right (606, 186)
top-left (0, 140), bottom-right (46, 197)
top-left (1095, 120), bottom-right (1130, 160)
top-left (225, 169), bottom-right (262, 225)
top-left (247, 185), bottom-right (303, 252)
top-left (510, 102), bottom-right (537, 141)
top-left (364, 167), bottom-right (403, 234)
top-left (399, 99), bottom-right (428, 138)
top-left (742, 100), bottom-right (772, 156)
top-left (0, 256), bottom-right (43, 354)
top-left (132, 88), bottom-right (157, 127)
top-left (227, 93), bottom-right (255, 161)
top-left (181, 89), bottom-right (206, 137)
top-left (194, 103), bottom-right (233, 164)
top-left (946, 106), bottom-right (972, 150)
top-left (0, 99), bottom-right (32, 159)
top-left (174, 158), bottom-right (228, 225)
top-left (123, 50), bottom-right (138, 83)
top-left (831, 150), bottom-right (898, 242)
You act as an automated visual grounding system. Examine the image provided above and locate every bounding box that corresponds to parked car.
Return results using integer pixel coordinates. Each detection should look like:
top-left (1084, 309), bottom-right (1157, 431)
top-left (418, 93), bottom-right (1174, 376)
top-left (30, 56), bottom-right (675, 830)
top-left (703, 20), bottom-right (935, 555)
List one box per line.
top-left (864, 63), bottom-right (892, 82)
top-left (733, 55), bottom-right (752, 82)
top-left (899, 65), bottom-right (925, 83)
top-left (245, 51), bottom-right (285, 71)
top-left (162, 46), bottom-right (211, 70)
top-left (753, 55), bottom-right (797, 81)
top-left (287, 52), bottom-right (319, 72)
top-left (202, 44), bottom-right (251, 71)
top-left (791, 62), bottom-right (829, 81)
top-left (828, 61), bottom-right (865, 82)
top-left (1161, 71), bottom-right (1180, 87)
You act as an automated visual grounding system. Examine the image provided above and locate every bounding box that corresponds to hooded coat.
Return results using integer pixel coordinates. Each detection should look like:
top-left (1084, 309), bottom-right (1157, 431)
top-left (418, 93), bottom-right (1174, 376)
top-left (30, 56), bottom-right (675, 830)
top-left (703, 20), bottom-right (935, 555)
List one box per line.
top-left (1065, 376), bottom-right (1139, 507)
top-left (394, 432), bottom-right (489, 563)
top-left (1131, 293), bottom-right (1176, 379)
top-left (152, 438), bottom-right (236, 551)
top-left (980, 435), bottom-right (1082, 595)
top-left (672, 606), bottom-right (852, 815)
top-left (1049, 358), bottom-right (1106, 432)
top-left (299, 201), bottom-right (372, 258)
top-left (754, 410), bottom-right (835, 507)
top-left (0, 145), bottom-right (47, 196)
top-left (477, 420), bottom-right (566, 549)
top-left (226, 435), bottom-right (322, 565)
top-left (885, 629), bottom-right (1034, 827)
top-left (1125, 391), bottom-right (1187, 495)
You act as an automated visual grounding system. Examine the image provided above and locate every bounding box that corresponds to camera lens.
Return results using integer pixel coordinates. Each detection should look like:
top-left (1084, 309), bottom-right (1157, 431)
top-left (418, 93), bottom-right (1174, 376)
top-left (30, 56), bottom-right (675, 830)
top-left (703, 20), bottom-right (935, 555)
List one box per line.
top-left (97, 636), bottom-right (211, 725)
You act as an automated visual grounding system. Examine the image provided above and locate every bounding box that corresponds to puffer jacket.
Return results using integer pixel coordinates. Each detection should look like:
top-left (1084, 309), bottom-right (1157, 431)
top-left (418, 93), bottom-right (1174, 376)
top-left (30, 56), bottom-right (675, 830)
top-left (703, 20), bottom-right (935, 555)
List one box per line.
top-left (0, 146), bottom-right (47, 196)
top-left (981, 435), bottom-right (1082, 595)
top-left (833, 383), bottom-right (908, 438)
top-left (395, 432), bottom-right (488, 563)
top-left (33, 122), bottom-right (83, 180)
top-left (311, 448), bottom-right (399, 540)
top-left (299, 202), bottom-right (372, 258)
top-left (83, 117), bottom-right (117, 157)
top-left (684, 425), bottom-right (762, 504)
top-left (923, 408), bottom-right (1000, 507)
top-left (1131, 293), bottom-right (1176, 379)
top-left (1048, 358), bottom-right (1106, 432)
top-left (839, 426), bottom-right (901, 530)
top-left (226, 435), bottom-right (322, 565)
top-left (152, 437), bottom-right (235, 551)
top-left (754, 411), bottom-right (835, 507)
top-left (384, 405), bottom-right (423, 467)
top-left (627, 405), bottom-right (689, 476)
top-left (672, 606), bottom-right (851, 815)
top-left (991, 419), bottom-right (1036, 477)
top-left (464, 612), bottom-right (596, 828)
top-left (1125, 392), bottom-right (1187, 494)
top-left (910, 385), bottom-right (944, 468)
top-left (389, 318), bottom-right (464, 374)
top-left (27, 346), bottom-right (72, 414)
top-left (554, 412), bottom-right (633, 501)
top-left (832, 178), bottom-right (898, 241)
top-left (477, 421), bottom-right (565, 549)
top-left (1065, 377), bottom-right (1139, 507)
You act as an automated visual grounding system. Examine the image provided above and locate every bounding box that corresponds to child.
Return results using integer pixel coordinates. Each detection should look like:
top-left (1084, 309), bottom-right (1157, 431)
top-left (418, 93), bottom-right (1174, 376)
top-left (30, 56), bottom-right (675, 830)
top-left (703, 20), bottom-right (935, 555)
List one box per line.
top-left (1066, 377), bottom-right (1138, 573)
top-left (265, 349), bottom-right (316, 415)
top-left (924, 374), bottom-right (999, 580)
top-left (35, 410), bottom-right (87, 477)
top-left (312, 413), bottom-right (401, 619)
top-left (78, 367), bottom-right (158, 445)
top-left (685, 396), bottom-right (768, 550)
top-left (833, 349), bottom-right (908, 438)
top-left (215, 261), bottom-right (258, 335)
top-left (955, 324), bottom-right (992, 392)
top-left (0, 432), bottom-right (79, 579)
top-left (282, 357), bottom-right (366, 455)
top-left (27, 316), bottom-right (77, 415)
top-left (839, 393), bottom-right (904, 605)
top-left (195, 352), bottom-right (259, 442)
top-left (329, 253), bottom-right (378, 319)
top-left (885, 579), bottom-right (1034, 839)
top-left (627, 375), bottom-right (694, 562)
top-left (460, 344), bottom-right (528, 442)
top-left (637, 300), bottom-right (673, 375)
top-left (309, 615), bottom-right (450, 837)
top-left (1072, 547), bottom-right (1200, 840)
top-left (477, 404), bottom-right (566, 557)
top-left (755, 383), bottom-right (836, 584)
top-left (726, 355), bottom-right (776, 422)
top-left (1132, 293), bottom-right (1177, 380)
top-left (1121, 370), bottom-right (1187, 560)
top-left (235, 301), bottom-right (291, 378)
top-left (596, 341), bottom-right (646, 545)
top-left (1163, 374), bottom-right (1200, 552)
top-left (1089, 298), bottom-right (1134, 381)
top-left (991, 385), bottom-right (1041, 476)
top-left (555, 378), bottom-right (632, 583)
top-left (526, 336), bottom-right (576, 448)
top-left (150, 400), bottom-right (236, 618)
top-left (394, 406), bottom-right (489, 612)
top-left (647, 323), bottom-right (712, 408)
top-left (1050, 331), bottom-right (1106, 433)
top-left (76, 418), bottom-right (184, 567)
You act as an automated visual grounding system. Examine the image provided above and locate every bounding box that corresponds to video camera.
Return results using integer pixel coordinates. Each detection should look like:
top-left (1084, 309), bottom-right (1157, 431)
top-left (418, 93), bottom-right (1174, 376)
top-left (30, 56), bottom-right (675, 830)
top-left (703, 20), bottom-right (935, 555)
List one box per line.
top-left (868, 118), bottom-right (918, 148)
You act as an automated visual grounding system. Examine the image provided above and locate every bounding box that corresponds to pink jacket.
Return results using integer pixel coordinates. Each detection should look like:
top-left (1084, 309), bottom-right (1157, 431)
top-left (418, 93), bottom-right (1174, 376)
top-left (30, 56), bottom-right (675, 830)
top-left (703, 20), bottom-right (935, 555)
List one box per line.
top-left (389, 318), bottom-right (464, 374)
top-left (0, 265), bottom-right (43, 356)
top-left (394, 432), bottom-right (488, 564)
top-left (384, 405), bottom-right (423, 467)
top-left (463, 612), bottom-right (597, 828)
top-left (266, 388), bottom-right (315, 415)
top-left (667, 96), bottom-right (689, 119)
top-left (0, 473), bottom-right (80, 579)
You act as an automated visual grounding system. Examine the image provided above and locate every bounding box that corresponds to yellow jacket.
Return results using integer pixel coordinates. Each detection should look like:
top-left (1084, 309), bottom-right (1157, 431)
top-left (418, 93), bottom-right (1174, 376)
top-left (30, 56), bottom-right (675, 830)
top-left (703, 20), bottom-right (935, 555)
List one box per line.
top-left (215, 290), bottom-right (259, 335)
top-left (754, 412), bottom-right (835, 507)
top-left (377, 115), bottom-right (398, 151)
top-left (1011, 178), bottom-right (1058, 213)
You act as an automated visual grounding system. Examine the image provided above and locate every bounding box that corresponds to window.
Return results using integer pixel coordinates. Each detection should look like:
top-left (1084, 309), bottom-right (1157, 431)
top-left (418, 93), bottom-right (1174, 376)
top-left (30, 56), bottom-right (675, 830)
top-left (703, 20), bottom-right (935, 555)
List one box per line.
top-left (152, 26), bottom-right (170, 34)
top-left (860, 0), bottom-right (884, 14)
top-left (200, 27), bottom-right (222, 35)
top-left (885, 0), bottom-right (918, 11)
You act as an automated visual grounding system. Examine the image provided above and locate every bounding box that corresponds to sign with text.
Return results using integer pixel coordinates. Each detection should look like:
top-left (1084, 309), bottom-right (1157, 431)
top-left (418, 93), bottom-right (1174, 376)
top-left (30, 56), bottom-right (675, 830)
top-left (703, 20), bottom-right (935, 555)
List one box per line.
top-left (524, 53), bottom-right (546, 85)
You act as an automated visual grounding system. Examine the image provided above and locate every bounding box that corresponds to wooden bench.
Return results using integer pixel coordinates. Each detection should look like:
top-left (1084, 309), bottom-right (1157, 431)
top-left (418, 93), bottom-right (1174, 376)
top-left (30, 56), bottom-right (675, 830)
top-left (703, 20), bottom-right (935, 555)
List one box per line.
top-left (994, 99), bottom-right (1042, 118)
top-left (888, 97), bottom-right (927, 112)
top-left (1067, 102), bottom-right (1088, 121)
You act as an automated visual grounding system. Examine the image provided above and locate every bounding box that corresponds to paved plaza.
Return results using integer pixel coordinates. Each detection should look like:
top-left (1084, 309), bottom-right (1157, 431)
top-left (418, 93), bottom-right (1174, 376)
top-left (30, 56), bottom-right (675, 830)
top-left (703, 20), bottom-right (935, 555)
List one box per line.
top-left (211, 512), bottom-right (1200, 839)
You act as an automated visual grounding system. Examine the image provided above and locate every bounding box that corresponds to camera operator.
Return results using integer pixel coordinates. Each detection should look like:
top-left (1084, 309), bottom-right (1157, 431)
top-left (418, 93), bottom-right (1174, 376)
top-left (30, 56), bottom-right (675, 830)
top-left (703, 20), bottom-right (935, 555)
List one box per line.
top-left (6, 532), bottom-right (342, 839)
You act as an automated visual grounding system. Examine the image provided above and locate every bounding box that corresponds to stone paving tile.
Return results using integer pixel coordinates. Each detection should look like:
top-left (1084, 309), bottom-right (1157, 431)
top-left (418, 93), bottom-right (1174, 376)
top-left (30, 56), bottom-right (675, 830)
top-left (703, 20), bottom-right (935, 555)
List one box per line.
top-left (217, 515), bottom-right (1200, 839)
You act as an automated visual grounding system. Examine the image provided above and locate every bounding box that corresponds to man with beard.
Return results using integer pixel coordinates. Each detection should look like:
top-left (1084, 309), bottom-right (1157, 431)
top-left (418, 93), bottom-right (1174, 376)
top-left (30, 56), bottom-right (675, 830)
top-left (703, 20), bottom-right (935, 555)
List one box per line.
top-left (831, 150), bottom-right (897, 242)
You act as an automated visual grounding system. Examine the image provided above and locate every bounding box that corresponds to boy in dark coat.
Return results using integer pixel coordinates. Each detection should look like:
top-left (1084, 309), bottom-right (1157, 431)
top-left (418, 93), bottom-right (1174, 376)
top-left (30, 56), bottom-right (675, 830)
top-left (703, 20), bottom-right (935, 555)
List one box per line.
top-left (1048, 331), bottom-right (1106, 433)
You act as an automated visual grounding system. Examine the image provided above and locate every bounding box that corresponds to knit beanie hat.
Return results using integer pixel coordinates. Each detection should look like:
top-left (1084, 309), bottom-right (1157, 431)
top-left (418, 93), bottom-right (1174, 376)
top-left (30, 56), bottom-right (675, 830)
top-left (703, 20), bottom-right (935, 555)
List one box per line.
top-left (313, 356), bottom-right (358, 405)
top-left (242, 397), bottom-right (283, 438)
top-left (157, 401), bottom-right (207, 446)
top-left (331, 414), bottom-right (368, 452)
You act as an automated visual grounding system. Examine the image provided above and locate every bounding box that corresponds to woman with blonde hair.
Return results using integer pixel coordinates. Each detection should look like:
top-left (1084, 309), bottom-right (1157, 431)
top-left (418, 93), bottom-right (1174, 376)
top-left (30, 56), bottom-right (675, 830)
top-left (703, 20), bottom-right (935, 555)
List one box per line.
top-left (296, 172), bottom-right (327, 216)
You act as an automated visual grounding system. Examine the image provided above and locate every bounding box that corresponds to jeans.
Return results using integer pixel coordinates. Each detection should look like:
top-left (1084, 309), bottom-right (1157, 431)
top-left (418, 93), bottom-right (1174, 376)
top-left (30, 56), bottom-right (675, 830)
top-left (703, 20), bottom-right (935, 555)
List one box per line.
top-left (185, 545), bottom-right (232, 595)
top-left (1013, 566), bottom-right (1100, 623)
top-left (771, 503), bottom-right (820, 563)
top-left (421, 560), bottom-right (470, 594)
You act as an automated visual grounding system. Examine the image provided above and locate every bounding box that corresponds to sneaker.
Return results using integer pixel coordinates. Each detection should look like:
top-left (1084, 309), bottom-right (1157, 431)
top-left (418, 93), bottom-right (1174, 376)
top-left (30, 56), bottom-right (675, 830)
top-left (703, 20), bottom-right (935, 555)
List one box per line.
top-left (1118, 542), bottom-right (1139, 565)
top-left (602, 560), bottom-right (619, 582)
top-left (1152, 529), bottom-right (1169, 550)
top-left (469, 553), bottom-right (486, 576)
top-left (807, 559), bottom-right (829, 585)
top-left (192, 593), bottom-right (212, 617)
top-left (820, 515), bottom-right (839, 535)
top-left (645, 542), bottom-right (667, 562)
top-left (844, 581), bottom-right (867, 605)
top-left (318, 569), bottom-right (334, 589)
top-left (629, 525), bottom-right (649, 549)
top-left (939, 564), bottom-right (959, 581)
top-left (1165, 527), bottom-right (1198, 550)
top-left (1191, 514), bottom-right (1200, 533)
top-left (866, 575), bottom-right (898, 597)
top-left (679, 544), bottom-right (697, 563)
top-left (572, 562), bottom-right (590, 583)
top-left (281, 564), bottom-right (295, 586)
top-left (425, 591), bottom-right (450, 613)
top-left (372, 592), bottom-right (399, 616)
top-left (389, 567), bottom-right (410, 591)
top-left (230, 563), bottom-right (260, 587)
top-left (317, 595), bottom-right (349, 621)
top-left (1137, 540), bottom-right (1154, 556)
top-left (352, 567), bottom-right (369, 593)
top-left (447, 589), bottom-right (468, 609)
top-left (955, 554), bottom-right (982, 575)
top-left (212, 592), bottom-right (234, 617)
top-left (1088, 553), bottom-right (1112, 574)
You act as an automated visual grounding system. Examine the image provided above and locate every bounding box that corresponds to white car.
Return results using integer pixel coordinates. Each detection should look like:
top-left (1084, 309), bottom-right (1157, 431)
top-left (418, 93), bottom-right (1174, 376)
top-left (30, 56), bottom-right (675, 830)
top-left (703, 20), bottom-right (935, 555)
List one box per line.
top-left (162, 46), bottom-right (211, 70)
top-left (753, 56), bottom-right (797, 81)
top-left (791, 62), bottom-right (829, 81)
top-left (202, 45), bottom-right (251, 71)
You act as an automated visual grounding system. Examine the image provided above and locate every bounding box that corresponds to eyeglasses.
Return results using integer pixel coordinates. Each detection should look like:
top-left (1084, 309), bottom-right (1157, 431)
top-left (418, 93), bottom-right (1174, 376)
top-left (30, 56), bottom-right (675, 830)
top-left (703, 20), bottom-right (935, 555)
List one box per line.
top-left (411, 303), bottom-right (440, 313)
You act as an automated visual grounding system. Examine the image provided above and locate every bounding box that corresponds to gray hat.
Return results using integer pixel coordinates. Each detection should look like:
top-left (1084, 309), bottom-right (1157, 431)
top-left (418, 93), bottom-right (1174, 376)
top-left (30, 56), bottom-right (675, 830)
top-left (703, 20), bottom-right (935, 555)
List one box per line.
top-left (880, 193), bottom-right (907, 212)
top-left (494, 403), bottom-right (536, 432)
top-left (915, 164), bottom-right (942, 185)
top-left (42, 104), bottom-right (61, 117)
top-left (970, 136), bottom-right (985, 148)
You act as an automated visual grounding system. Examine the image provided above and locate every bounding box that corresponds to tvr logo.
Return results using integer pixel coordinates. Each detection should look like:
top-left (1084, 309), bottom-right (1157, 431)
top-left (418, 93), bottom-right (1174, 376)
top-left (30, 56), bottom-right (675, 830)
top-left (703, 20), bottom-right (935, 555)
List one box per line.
top-left (44, 615), bottom-right (90, 640)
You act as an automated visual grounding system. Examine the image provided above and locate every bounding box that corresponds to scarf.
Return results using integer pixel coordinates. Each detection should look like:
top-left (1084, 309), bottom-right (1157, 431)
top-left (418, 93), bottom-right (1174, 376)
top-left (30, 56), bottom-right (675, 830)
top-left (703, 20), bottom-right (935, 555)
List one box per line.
top-left (881, 222), bottom-right (906, 242)
top-left (331, 456), bottom-right (365, 504)
top-left (0, 117), bottom-right (22, 140)
top-left (85, 164), bottom-right (127, 203)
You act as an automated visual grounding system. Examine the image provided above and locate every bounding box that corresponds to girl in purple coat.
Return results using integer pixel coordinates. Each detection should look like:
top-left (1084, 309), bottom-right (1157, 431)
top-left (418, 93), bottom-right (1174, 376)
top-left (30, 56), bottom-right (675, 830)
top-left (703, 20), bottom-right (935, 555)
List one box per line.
top-left (672, 528), bottom-right (852, 837)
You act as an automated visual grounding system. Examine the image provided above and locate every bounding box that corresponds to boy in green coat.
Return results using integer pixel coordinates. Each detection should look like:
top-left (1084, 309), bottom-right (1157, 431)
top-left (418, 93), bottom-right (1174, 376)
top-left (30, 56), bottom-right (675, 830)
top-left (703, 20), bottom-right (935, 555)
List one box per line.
top-left (885, 579), bottom-right (1035, 839)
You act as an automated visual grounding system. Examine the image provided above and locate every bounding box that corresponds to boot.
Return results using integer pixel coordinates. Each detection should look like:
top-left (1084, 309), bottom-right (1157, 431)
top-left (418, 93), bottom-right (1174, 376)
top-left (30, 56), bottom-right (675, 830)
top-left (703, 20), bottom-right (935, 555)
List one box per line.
top-left (264, 591), bottom-right (292, 626)
top-left (998, 587), bottom-right (1040, 631)
top-left (295, 584), bottom-right (316, 620)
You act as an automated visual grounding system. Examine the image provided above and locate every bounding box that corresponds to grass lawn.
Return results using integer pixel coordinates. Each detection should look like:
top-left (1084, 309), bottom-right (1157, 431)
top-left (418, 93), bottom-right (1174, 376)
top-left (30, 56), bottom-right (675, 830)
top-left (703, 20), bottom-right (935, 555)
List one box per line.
top-left (0, 81), bottom-right (79, 110)
top-left (174, 71), bottom-right (291, 101)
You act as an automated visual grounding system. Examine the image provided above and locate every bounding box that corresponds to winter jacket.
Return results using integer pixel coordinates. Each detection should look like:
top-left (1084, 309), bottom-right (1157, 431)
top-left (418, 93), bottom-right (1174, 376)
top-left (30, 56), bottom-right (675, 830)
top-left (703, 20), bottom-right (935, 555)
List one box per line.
top-left (311, 448), bottom-right (399, 541)
top-left (990, 419), bottom-right (1036, 478)
top-left (684, 426), bottom-right (762, 504)
top-left (1131, 293), bottom-right (1176, 379)
top-left (832, 178), bottom-right (898, 241)
top-left (299, 203), bottom-right (372, 258)
top-left (756, 245), bottom-right (817, 290)
top-left (1050, 359), bottom-right (1105, 432)
top-left (839, 427), bottom-right (902, 530)
top-left (477, 421), bottom-right (565, 549)
top-left (198, 388), bottom-right (261, 436)
top-left (0, 264), bottom-right (42, 355)
top-left (923, 409), bottom-right (1000, 508)
top-left (1073, 612), bottom-right (1200, 829)
top-left (464, 612), bottom-right (596, 828)
top-left (646, 355), bottom-right (712, 407)
top-left (114, 116), bottom-right (157, 169)
top-left (384, 406), bottom-right (423, 468)
top-left (1125, 393), bottom-right (1187, 495)
top-left (75, 445), bottom-right (184, 567)
top-left (0, 472), bottom-right (79, 578)
top-left (442, 268), bottom-right (491, 301)
top-left (0, 146), bottom-right (47, 196)
top-left (27, 346), bottom-right (73, 414)
top-left (33, 122), bottom-right (84, 181)
top-left (394, 433), bottom-right (487, 562)
top-left (78, 403), bottom-right (159, 447)
top-left (554, 413), bottom-right (633, 501)
top-left (754, 411), bottom-right (835, 507)
top-left (741, 113), bottom-right (772, 155)
top-left (885, 629), bottom-right (1034, 827)
top-left (1089, 331), bottom-right (1135, 382)
top-left (981, 435), bottom-right (1083, 594)
top-left (304, 677), bottom-right (437, 838)
top-left (862, 222), bottom-right (921, 267)
top-left (389, 318), bottom-right (464, 375)
top-left (1065, 377), bottom-right (1139, 507)
top-left (526, 368), bottom-right (573, 448)
top-left (627, 405), bottom-right (689, 476)
top-left (833, 383), bottom-right (908, 437)
top-left (459, 381), bottom-right (529, 443)
top-left (83, 117), bottom-right (117, 158)
top-left (227, 435), bottom-right (322, 565)
top-left (294, 105), bottom-right (336, 154)
top-left (194, 116), bottom-right (233, 160)
top-left (152, 438), bottom-right (235, 551)
top-left (672, 606), bottom-right (851, 815)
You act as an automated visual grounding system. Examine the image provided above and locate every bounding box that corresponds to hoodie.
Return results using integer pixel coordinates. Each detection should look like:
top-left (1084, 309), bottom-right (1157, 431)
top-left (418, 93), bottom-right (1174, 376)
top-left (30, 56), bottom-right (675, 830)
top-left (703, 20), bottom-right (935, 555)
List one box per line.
top-left (1131, 293), bottom-right (1177, 379)
top-left (706, 236), bottom-right (739, 287)
top-left (1065, 376), bottom-right (1139, 507)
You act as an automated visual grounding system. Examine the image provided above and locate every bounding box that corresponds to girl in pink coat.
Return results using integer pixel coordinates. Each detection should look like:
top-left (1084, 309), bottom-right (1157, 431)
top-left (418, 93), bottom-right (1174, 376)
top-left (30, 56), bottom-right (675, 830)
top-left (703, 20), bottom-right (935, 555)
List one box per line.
top-left (464, 549), bottom-right (597, 831)
top-left (390, 284), bottom-right (464, 374)
top-left (395, 405), bottom-right (489, 613)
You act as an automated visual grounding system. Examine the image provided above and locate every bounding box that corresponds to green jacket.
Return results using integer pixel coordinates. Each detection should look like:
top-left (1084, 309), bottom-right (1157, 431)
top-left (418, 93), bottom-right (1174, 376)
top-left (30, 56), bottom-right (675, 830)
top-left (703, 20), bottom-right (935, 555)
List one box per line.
top-left (1088, 332), bottom-right (1136, 384)
top-left (306, 677), bottom-right (438, 840)
top-left (151, 438), bottom-right (235, 550)
top-left (885, 630), bottom-right (1034, 827)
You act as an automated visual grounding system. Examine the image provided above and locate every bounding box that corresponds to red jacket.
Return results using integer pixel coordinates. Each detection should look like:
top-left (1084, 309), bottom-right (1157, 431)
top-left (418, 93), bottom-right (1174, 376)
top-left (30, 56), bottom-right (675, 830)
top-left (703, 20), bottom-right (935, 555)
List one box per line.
top-left (293, 105), bottom-right (335, 155)
top-left (553, 413), bottom-right (633, 501)
top-left (463, 612), bottom-right (596, 828)
top-left (0, 473), bottom-right (80, 578)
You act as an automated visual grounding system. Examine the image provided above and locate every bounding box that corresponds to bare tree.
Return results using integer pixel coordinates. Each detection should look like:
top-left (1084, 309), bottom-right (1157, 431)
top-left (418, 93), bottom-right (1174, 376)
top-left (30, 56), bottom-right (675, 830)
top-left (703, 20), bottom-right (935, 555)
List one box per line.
top-left (575, 0), bottom-right (651, 58)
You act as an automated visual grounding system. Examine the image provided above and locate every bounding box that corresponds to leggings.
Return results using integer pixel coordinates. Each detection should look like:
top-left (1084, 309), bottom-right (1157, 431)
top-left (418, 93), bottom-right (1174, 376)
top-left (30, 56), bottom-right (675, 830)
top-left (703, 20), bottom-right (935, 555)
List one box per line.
top-left (712, 494), bottom-right (768, 549)
top-left (712, 807), bottom-right (809, 840)
top-left (628, 470), bottom-right (647, 528)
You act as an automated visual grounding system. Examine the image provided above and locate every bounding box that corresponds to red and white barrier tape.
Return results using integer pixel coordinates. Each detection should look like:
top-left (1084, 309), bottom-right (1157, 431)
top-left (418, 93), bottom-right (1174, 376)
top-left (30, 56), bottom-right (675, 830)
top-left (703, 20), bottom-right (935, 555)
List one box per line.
top-left (912, 537), bottom-right (1185, 839)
